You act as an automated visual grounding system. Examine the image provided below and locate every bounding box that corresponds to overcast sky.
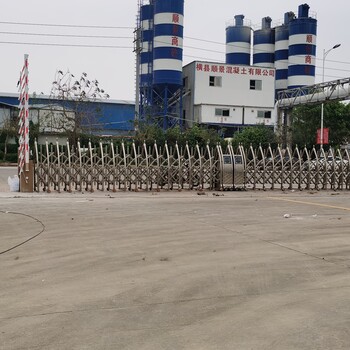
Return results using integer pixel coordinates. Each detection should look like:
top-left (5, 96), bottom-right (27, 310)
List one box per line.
top-left (1, 0), bottom-right (349, 101)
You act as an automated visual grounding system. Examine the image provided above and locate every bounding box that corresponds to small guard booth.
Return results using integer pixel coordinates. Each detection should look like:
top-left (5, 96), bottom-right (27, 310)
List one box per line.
top-left (216, 144), bottom-right (245, 190)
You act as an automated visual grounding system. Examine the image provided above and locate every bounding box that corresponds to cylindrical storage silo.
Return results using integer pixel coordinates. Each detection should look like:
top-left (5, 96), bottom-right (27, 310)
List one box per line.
top-left (253, 17), bottom-right (275, 68)
top-left (140, 4), bottom-right (154, 88)
top-left (288, 4), bottom-right (317, 89)
top-left (153, 0), bottom-right (184, 91)
top-left (274, 12), bottom-right (295, 96)
top-left (226, 15), bottom-right (251, 65)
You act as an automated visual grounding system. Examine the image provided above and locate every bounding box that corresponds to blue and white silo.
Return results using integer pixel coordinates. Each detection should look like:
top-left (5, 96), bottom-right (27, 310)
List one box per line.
top-left (152, 0), bottom-right (184, 129)
top-left (274, 12), bottom-right (295, 96)
top-left (140, 4), bottom-right (154, 88)
top-left (288, 3), bottom-right (317, 89)
top-left (153, 0), bottom-right (184, 90)
top-left (226, 15), bottom-right (252, 65)
top-left (253, 17), bottom-right (275, 68)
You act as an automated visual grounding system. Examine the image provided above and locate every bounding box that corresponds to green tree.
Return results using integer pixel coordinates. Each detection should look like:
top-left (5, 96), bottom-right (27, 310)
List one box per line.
top-left (133, 123), bottom-right (223, 148)
top-left (165, 125), bottom-right (184, 146)
top-left (324, 102), bottom-right (350, 147)
top-left (183, 125), bottom-right (222, 147)
top-left (231, 125), bottom-right (276, 149)
top-left (291, 104), bottom-right (320, 148)
top-left (134, 123), bottom-right (165, 147)
top-left (0, 112), bottom-right (18, 161)
top-left (291, 101), bottom-right (350, 148)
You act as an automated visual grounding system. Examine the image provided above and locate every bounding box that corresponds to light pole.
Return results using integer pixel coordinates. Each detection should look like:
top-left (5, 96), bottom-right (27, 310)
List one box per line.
top-left (320, 43), bottom-right (341, 147)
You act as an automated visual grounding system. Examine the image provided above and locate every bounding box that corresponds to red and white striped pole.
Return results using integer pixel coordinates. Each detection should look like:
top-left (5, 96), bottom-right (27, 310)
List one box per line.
top-left (18, 54), bottom-right (30, 176)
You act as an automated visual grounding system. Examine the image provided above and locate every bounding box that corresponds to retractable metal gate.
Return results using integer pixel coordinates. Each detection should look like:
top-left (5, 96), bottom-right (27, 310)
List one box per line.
top-left (34, 140), bottom-right (350, 192)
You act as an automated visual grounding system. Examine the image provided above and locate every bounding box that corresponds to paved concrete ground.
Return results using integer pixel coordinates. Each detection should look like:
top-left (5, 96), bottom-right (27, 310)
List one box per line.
top-left (1, 187), bottom-right (350, 349)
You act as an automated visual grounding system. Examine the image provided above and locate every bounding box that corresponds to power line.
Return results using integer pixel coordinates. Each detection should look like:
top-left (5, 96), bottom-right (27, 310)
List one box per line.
top-left (184, 54), bottom-right (224, 62)
top-left (182, 44), bottom-right (227, 55)
top-left (0, 21), bottom-right (133, 29)
top-left (322, 66), bottom-right (350, 74)
top-left (0, 31), bottom-right (133, 39)
top-left (185, 36), bottom-right (226, 46)
top-left (326, 58), bottom-right (350, 66)
top-left (0, 41), bottom-right (133, 49)
top-left (0, 20), bottom-right (349, 67)
top-left (185, 36), bottom-right (350, 66)
top-left (320, 74), bottom-right (350, 80)
top-left (1, 19), bottom-right (349, 67)
top-left (0, 34), bottom-right (349, 75)
top-left (0, 38), bottom-right (348, 76)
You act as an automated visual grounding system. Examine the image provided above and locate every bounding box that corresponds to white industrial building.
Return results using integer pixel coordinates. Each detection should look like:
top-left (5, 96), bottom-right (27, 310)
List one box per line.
top-left (182, 61), bottom-right (276, 134)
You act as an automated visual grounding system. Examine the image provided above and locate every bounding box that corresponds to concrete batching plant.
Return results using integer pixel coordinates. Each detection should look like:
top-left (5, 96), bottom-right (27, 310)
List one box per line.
top-left (135, 2), bottom-right (317, 132)
top-left (136, 0), bottom-right (184, 129)
top-left (225, 3), bottom-right (317, 97)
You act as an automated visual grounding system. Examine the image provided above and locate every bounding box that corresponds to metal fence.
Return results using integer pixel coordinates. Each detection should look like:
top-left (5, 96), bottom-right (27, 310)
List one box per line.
top-left (34, 140), bottom-right (350, 192)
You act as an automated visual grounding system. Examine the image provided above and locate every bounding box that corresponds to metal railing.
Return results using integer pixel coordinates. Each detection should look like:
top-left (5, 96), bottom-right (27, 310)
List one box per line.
top-left (34, 140), bottom-right (350, 192)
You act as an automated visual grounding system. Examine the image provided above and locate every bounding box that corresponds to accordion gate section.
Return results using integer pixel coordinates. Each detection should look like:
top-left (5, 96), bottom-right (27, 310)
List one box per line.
top-left (34, 141), bottom-right (350, 192)
top-left (34, 141), bottom-right (221, 192)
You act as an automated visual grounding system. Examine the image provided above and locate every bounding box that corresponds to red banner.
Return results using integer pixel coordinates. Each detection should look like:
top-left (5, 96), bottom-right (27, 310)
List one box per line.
top-left (316, 128), bottom-right (329, 145)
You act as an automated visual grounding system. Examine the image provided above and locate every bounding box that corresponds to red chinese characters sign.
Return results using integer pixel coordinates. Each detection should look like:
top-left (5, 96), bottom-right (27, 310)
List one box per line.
top-left (171, 36), bottom-right (179, 46)
top-left (316, 128), bottom-right (329, 145)
top-left (196, 63), bottom-right (275, 78)
top-left (172, 14), bottom-right (180, 24)
top-left (306, 34), bottom-right (313, 43)
top-left (171, 13), bottom-right (180, 48)
top-left (304, 34), bottom-right (313, 68)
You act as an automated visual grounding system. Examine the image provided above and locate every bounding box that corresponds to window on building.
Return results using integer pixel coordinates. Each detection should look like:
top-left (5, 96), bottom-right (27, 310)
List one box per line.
top-left (183, 77), bottom-right (188, 88)
top-left (250, 79), bottom-right (262, 90)
top-left (209, 76), bottom-right (222, 87)
top-left (215, 108), bottom-right (230, 117)
top-left (257, 110), bottom-right (272, 118)
top-left (10, 108), bottom-right (19, 120)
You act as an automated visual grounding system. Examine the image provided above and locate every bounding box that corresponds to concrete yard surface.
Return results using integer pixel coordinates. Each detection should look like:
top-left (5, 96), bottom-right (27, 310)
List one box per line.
top-left (1, 190), bottom-right (350, 349)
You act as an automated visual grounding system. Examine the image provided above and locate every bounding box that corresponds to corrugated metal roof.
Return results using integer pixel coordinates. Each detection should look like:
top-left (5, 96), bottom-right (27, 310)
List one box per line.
top-left (0, 92), bottom-right (135, 106)
top-left (0, 101), bottom-right (18, 108)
